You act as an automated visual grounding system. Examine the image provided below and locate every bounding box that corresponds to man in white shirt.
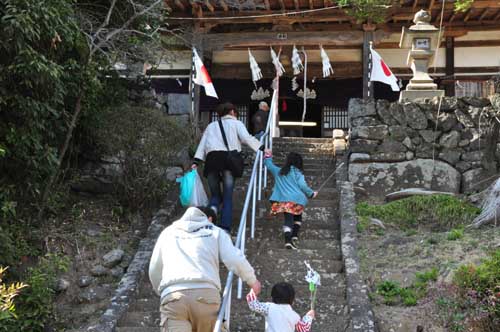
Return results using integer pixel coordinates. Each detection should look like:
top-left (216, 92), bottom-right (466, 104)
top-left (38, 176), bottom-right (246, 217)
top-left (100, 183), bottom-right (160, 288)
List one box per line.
top-left (149, 206), bottom-right (261, 332)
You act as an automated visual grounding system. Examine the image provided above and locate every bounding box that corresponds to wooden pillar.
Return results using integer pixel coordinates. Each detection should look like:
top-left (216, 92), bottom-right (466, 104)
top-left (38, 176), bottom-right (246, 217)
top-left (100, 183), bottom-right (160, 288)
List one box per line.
top-left (363, 24), bottom-right (376, 99)
top-left (445, 36), bottom-right (455, 96)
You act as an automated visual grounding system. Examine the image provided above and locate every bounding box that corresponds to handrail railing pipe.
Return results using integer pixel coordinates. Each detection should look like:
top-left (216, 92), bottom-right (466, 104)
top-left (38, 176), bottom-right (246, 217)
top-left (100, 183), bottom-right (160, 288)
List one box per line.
top-left (213, 85), bottom-right (278, 332)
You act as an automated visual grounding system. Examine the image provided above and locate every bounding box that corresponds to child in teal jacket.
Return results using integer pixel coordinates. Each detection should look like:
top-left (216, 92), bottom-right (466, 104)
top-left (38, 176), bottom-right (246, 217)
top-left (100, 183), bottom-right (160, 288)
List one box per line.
top-left (264, 151), bottom-right (317, 249)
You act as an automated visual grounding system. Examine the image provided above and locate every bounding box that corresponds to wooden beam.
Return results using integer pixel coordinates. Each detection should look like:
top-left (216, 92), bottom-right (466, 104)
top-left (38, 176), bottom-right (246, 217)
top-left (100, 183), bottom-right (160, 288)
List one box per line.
top-left (163, 0), bottom-right (173, 12)
top-left (169, 10), bottom-right (352, 24)
top-left (309, 0), bottom-right (314, 10)
top-left (278, 0), bottom-right (286, 11)
top-left (211, 62), bottom-right (363, 79)
top-left (494, 9), bottom-right (500, 20)
top-left (412, 0), bottom-right (419, 10)
top-left (219, 0), bottom-right (229, 11)
top-left (205, 0), bottom-right (214, 12)
top-left (189, 1), bottom-right (203, 16)
top-left (445, 36), bottom-right (455, 96)
top-left (264, 0), bottom-right (271, 10)
top-left (428, 0), bottom-right (435, 11)
top-left (294, 0), bottom-right (300, 10)
top-left (204, 30), bottom-right (366, 50)
top-left (464, 9), bottom-right (473, 21)
top-left (449, 12), bottom-right (457, 22)
top-left (174, 0), bottom-right (185, 11)
top-left (479, 8), bottom-right (490, 20)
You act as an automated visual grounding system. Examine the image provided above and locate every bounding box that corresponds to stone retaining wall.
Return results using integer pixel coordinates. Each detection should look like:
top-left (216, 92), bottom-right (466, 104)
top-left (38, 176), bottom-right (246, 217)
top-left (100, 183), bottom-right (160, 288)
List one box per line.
top-left (338, 180), bottom-right (376, 332)
top-left (85, 202), bottom-right (180, 332)
top-left (348, 95), bottom-right (500, 199)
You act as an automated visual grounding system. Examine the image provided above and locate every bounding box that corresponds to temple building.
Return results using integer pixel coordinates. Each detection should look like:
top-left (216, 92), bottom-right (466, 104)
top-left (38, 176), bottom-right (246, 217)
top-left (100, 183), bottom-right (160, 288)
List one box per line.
top-left (151, 0), bottom-right (500, 137)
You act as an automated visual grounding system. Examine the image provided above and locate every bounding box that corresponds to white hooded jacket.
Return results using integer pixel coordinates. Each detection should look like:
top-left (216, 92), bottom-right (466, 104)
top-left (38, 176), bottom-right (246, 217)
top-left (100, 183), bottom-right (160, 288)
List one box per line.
top-left (149, 207), bottom-right (257, 303)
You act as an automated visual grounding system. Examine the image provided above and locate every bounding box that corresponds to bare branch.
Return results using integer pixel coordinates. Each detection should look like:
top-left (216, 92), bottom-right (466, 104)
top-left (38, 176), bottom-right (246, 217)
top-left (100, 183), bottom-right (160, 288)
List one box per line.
top-left (94, 0), bottom-right (118, 42)
top-left (91, 0), bottom-right (164, 57)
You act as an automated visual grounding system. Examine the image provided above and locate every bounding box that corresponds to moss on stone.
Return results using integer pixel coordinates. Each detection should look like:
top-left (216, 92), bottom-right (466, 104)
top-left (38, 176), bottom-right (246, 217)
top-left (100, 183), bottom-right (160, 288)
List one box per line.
top-left (356, 195), bottom-right (481, 231)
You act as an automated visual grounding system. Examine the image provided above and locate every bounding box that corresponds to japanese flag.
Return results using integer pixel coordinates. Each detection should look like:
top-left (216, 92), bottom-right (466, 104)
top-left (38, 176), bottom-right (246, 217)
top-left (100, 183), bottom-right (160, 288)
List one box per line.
top-left (193, 48), bottom-right (218, 98)
top-left (370, 46), bottom-right (400, 92)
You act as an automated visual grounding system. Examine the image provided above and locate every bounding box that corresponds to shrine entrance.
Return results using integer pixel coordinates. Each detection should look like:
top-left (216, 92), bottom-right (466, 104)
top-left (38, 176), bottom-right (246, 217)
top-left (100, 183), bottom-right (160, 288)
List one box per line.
top-left (277, 99), bottom-right (322, 138)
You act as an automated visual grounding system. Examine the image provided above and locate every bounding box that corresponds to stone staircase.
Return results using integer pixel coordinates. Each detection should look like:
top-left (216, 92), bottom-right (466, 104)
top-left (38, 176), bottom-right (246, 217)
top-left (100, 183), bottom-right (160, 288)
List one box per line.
top-left (115, 137), bottom-right (347, 332)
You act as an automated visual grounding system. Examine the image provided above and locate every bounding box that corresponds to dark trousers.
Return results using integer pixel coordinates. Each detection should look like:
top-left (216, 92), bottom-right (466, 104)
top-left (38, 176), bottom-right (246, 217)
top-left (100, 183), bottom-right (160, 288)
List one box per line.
top-left (283, 213), bottom-right (302, 232)
top-left (207, 170), bottom-right (234, 231)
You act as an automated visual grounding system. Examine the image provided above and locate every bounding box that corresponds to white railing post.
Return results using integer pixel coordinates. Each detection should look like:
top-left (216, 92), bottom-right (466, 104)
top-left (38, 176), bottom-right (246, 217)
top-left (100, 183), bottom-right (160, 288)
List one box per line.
top-left (237, 215), bottom-right (246, 299)
top-left (258, 151), bottom-right (263, 200)
top-left (251, 169), bottom-right (257, 239)
top-left (225, 287), bottom-right (232, 331)
top-left (263, 135), bottom-right (268, 188)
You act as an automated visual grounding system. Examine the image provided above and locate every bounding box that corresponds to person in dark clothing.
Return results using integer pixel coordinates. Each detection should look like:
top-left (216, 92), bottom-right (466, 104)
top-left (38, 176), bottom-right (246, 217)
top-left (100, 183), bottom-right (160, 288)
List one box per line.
top-left (252, 101), bottom-right (270, 139)
top-left (192, 102), bottom-right (266, 232)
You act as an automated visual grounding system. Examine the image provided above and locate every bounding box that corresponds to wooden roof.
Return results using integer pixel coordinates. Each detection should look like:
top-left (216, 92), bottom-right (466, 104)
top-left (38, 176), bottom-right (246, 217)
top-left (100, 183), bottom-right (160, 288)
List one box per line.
top-left (165, 0), bottom-right (500, 33)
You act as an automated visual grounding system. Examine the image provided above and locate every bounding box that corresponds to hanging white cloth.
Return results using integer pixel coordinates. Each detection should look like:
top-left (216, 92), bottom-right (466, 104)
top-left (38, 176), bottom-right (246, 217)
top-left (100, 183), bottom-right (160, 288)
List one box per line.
top-left (270, 47), bottom-right (285, 77)
top-left (248, 49), bottom-right (263, 82)
top-left (320, 46), bottom-right (334, 78)
top-left (291, 45), bottom-right (303, 75)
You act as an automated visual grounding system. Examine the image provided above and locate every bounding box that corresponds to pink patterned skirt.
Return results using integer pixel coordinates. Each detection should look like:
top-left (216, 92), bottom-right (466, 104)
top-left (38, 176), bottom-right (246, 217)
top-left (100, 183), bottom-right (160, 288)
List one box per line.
top-left (270, 201), bottom-right (305, 216)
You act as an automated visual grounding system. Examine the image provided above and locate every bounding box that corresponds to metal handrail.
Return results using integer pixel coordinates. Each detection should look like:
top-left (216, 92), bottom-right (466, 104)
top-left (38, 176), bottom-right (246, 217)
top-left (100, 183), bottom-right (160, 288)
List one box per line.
top-left (213, 86), bottom-right (279, 332)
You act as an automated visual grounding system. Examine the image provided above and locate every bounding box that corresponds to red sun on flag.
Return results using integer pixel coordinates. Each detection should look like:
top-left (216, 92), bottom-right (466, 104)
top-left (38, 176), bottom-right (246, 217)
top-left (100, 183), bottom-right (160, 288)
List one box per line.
top-left (200, 65), bottom-right (212, 84)
top-left (380, 59), bottom-right (392, 77)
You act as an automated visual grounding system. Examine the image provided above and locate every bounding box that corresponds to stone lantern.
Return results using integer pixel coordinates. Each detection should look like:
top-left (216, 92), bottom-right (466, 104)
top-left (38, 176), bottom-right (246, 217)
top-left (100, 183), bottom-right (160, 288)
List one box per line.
top-left (399, 10), bottom-right (444, 101)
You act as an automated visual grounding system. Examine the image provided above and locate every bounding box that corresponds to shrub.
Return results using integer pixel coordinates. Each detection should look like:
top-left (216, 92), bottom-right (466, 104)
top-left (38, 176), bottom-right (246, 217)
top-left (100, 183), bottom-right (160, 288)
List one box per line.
top-left (356, 195), bottom-right (480, 231)
top-left (375, 268), bottom-right (439, 307)
top-left (95, 106), bottom-right (188, 210)
top-left (0, 254), bottom-right (69, 332)
top-left (0, 267), bottom-right (27, 323)
top-left (453, 250), bottom-right (500, 320)
top-left (447, 228), bottom-right (464, 241)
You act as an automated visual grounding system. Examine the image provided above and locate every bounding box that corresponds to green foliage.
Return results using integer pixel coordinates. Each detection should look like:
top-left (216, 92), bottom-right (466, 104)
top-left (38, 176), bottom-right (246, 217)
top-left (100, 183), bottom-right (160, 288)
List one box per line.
top-left (453, 250), bottom-right (500, 318)
top-left (375, 268), bottom-right (439, 306)
top-left (454, 0), bottom-right (474, 12)
top-left (447, 228), bottom-right (464, 241)
top-left (0, 267), bottom-right (27, 323)
top-left (337, 0), bottom-right (396, 24)
top-left (356, 195), bottom-right (480, 231)
top-left (95, 106), bottom-right (188, 210)
top-left (426, 235), bottom-right (440, 245)
top-left (0, 0), bottom-right (82, 205)
top-left (436, 252), bottom-right (500, 332)
top-left (356, 216), bottom-right (369, 233)
top-left (416, 267), bottom-right (439, 284)
top-left (436, 295), bottom-right (468, 332)
top-left (0, 254), bottom-right (69, 332)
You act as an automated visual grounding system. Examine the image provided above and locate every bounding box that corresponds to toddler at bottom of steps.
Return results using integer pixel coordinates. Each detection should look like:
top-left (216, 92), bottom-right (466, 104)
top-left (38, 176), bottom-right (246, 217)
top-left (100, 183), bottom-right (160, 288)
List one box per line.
top-left (246, 282), bottom-right (315, 332)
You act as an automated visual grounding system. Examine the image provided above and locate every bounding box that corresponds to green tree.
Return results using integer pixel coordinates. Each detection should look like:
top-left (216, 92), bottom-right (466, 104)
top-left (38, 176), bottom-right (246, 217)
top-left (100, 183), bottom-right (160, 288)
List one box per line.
top-left (337, 0), bottom-right (396, 24)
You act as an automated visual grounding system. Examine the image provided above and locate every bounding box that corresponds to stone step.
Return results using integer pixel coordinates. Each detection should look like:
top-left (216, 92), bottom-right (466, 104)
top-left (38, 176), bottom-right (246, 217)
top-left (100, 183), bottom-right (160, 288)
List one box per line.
top-left (128, 297), bottom-right (159, 312)
top-left (230, 285), bottom-right (348, 332)
top-left (248, 238), bottom-right (341, 252)
top-left (243, 168), bottom-right (338, 177)
top-left (273, 138), bottom-right (334, 144)
top-left (271, 152), bottom-right (335, 158)
top-left (252, 227), bottom-right (340, 241)
top-left (116, 327), bottom-right (159, 332)
top-left (118, 310), bottom-right (160, 327)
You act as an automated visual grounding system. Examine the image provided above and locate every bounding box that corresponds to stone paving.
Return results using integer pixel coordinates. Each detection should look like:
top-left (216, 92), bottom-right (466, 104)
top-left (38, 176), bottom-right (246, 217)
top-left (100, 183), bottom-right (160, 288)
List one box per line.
top-left (115, 138), bottom-right (349, 332)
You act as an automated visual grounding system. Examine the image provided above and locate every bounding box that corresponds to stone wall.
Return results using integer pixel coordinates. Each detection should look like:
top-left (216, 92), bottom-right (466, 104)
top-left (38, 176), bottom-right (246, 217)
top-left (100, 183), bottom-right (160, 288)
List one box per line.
top-left (348, 95), bottom-right (500, 200)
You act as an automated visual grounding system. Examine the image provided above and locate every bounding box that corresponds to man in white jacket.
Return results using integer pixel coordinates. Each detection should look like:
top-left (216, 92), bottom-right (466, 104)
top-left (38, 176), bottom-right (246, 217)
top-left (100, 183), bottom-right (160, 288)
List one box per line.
top-left (149, 206), bottom-right (261, 332)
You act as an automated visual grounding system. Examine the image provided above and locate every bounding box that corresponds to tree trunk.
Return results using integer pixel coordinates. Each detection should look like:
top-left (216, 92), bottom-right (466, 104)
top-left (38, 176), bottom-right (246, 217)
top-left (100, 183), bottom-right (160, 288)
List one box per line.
top-left (39, 93), bottom-right (83, 218)
top-left (468, 178), bottom-right (500, 228)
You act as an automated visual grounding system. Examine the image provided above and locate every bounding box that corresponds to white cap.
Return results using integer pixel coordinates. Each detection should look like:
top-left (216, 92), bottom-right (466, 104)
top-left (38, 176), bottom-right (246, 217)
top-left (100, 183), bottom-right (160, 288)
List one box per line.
top-left (259, 101), bottom-right (269, 110)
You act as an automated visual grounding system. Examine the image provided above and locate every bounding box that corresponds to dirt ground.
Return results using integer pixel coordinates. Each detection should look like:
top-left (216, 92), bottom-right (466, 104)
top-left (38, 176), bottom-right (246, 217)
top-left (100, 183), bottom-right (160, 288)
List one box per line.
top-left (42, 193), bottom-right (157, 330)
top-left (356, 216), bottom-right (500, 332)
